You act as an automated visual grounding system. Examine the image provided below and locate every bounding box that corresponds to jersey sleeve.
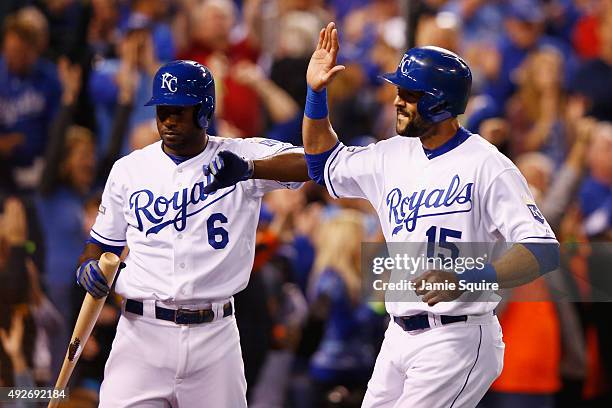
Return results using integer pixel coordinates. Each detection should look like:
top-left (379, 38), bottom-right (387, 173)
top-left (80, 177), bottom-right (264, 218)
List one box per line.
top-left (324, 143), bottom-right (382, 202)
top-left (239, 137), bottom-right (305, 197)
top-left (90, 162), bottom-right (128, 246)
top-left (482, 168), bottom-right (558, 244)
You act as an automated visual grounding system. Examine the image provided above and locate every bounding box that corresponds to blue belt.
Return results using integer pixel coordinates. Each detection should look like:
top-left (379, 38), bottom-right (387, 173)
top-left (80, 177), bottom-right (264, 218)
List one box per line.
top-left (125, 299), bottom-right (233, 325)
top-left (394, 314), bottom-right (468, 332)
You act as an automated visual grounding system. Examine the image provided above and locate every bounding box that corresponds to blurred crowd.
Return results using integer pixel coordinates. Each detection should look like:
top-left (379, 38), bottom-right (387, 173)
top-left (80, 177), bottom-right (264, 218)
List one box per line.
top-left (0, 0), bottom-right (611, 407)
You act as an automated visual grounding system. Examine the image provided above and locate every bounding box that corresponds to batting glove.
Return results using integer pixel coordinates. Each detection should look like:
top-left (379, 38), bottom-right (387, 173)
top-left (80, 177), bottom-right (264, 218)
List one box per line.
top-left (76, 259), bottom-right (110, 299)
top-left (203, 150), bottom-right (254, 194)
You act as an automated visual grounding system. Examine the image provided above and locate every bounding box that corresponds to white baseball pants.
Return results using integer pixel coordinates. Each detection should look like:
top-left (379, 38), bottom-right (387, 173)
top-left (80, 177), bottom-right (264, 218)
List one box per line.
top-left (362, 314), bottom-right (505, 408)
top-left (99, 301), bottom-right (247, 408)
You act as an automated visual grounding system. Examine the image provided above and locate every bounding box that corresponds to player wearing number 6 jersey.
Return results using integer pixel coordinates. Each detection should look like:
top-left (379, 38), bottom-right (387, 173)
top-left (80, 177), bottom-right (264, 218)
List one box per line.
top-left (74, 60), bottom-right (308, 407)
top-left (303, 23), bottom-right (560, 407)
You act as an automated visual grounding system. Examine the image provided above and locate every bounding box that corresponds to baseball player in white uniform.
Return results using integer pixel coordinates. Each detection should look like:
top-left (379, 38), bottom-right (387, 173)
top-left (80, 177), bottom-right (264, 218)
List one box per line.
top-left (75, 60), bottom-right (308, 407)
top-left (301, 23), bottom-right (560, 408)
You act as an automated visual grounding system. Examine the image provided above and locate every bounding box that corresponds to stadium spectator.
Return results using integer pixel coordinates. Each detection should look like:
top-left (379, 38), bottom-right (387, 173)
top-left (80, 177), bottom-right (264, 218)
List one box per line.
top-left (414, 11), bottom-right (461, 52)
top-left (572, 11), bottom-right (612, 122)
top-left (307, 210), bottom-right (379, 407)
top-left (232, 60), bottom-right (300, 143)
top-left (0, 308), bottom-right (37, 408)
top-left (0, 197), bottom-right (38, 402)
top-left (0, 9), bottom-right (61, 192)
top-left (442, 0), bottom-right (504, 46)
top-left (88, 15), bottom-right (163, 154)
top-left (579, 122), bottom-right (612, 220)
top-left (506, 48), bottom-right (568, 166)
top-left (179, 0), bottom-right (263, 137)
top-left (36, 55), bottom-right (134, 378)
top-left (481, 0), bottom-right (577, 118)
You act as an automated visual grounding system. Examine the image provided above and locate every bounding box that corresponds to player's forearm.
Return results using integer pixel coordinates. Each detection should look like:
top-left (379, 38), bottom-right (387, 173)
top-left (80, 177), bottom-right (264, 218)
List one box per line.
top-left (303, 116), bottom-right (339, 154)
top-left (302, 86), bottom-right (339, 154)
top-left (491, 244), bottom-right (541, 288)
top-left (252, 152), bottom-right (309, 182)
top-left (457, 243), bottom-right (559, 289)
top-left (253, 80), bottom-right (299, 124)
top-left (78, 242), bottom-right (105, 266)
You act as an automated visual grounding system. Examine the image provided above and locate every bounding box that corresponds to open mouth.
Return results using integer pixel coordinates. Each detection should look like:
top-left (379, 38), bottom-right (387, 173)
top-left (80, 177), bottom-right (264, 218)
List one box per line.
top-left (397, 112), bottom-right (411, 120)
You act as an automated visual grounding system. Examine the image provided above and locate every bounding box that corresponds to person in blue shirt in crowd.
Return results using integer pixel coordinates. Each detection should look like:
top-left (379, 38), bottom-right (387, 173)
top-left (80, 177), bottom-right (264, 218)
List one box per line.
top-left (480, 0), bottom-right (577, 118)
top-left (88, 3), bottom-right (174, 158)
top-left (308, 210), bottom-right (384, 407)
top-left (35, 54), bottom-right (135, 379)
top-left (0, 10), bottom-right (61, 192)
top-left (579, 123), bottom-right (612, 221)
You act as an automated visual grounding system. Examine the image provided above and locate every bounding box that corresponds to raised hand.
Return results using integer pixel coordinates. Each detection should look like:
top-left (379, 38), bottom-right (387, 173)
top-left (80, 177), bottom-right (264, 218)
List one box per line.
top-left (58, 56), bottom-right (82, 105)
top-left (2, 197), bottom-right (27, 247)
top-left (0, 308), bottom-right (26, 360)
top-left (306, 22), bottom-right (345, 91)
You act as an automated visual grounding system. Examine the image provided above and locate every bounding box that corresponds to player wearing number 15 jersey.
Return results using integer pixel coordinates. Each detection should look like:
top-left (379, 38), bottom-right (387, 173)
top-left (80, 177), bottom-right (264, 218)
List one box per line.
top-left (74, 60), bottom-right (308, 407)
top-left (303, 23), bottom-right (560, 408)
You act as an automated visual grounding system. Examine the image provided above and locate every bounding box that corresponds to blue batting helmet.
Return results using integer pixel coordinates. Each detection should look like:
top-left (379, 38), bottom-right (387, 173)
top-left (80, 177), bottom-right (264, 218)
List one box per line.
top-left (145, 60), bottom-right (215, 129)
top-left (380, 46), bottom-right (472, 123)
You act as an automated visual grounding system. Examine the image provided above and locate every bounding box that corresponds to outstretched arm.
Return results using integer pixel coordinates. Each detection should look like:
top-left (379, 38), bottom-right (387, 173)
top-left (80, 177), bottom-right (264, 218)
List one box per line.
top-left (203, 150), bottom-right (308, 194)
top-left (252, 152), bottom-right (308, 181)
top-left (413, 242), bottom-right (559, 306)
top-left (303, 22), bottom-right (345, 154)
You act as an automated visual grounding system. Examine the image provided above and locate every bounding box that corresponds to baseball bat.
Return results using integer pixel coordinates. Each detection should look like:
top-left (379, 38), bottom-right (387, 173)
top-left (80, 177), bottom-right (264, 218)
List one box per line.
top-left (48, 252), bottom-right (121, 408)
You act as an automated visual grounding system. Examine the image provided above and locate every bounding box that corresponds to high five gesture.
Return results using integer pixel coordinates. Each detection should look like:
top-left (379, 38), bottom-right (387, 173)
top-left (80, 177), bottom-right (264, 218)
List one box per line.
top-left (306, 22), bottom-right (345, 92)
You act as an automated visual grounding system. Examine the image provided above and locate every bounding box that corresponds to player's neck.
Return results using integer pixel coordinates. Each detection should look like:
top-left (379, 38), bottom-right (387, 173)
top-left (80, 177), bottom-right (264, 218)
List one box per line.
top-left (419, 119), bottom-right (460, 150)
top-left (163, 133), bottom-right (209, 157)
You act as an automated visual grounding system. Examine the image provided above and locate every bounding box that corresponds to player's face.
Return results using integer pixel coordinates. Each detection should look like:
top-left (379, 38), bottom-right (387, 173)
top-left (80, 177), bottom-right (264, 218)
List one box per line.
top-left (394, 88), bottom-right (434, 138)
top-left (156, 105), bottom-right (204, 154)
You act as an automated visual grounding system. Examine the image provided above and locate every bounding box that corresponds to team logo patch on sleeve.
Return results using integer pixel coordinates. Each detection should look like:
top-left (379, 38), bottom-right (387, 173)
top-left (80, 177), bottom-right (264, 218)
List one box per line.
top-left (99, 205), bottom-right (106, 215)
top-left (527, 204), bottom-right (545, 224)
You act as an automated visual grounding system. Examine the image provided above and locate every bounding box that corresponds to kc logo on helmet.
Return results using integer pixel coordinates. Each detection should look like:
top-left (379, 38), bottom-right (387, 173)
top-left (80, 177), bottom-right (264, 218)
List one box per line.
top-left (161, 72), bottom-right (178, 92)
top-left (399, 54), bottom-right (411, 75)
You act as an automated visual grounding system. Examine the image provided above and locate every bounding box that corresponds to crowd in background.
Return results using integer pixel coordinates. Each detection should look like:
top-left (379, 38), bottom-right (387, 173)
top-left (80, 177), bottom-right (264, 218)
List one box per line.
top-left (0, 0), bottom-right (611, 407)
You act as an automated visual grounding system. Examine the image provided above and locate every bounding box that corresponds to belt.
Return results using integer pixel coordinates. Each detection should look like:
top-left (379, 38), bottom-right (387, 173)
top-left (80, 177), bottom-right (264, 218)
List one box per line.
top-left (394, 314), bottom-right (468, 332)
top-left (125, 299), bottom-right (233, 325)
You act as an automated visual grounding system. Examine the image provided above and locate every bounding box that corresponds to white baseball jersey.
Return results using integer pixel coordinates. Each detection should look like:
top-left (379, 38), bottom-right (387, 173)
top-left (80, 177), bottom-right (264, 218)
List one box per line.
top-left (90, 136), bottom-right (303, 302)
top-left (323, 127), bottom-right (557, 317)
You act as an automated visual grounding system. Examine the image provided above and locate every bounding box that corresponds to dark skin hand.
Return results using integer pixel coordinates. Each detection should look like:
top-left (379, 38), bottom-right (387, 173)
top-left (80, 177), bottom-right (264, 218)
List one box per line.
top-left (158, 104), bottom-right (309, 181)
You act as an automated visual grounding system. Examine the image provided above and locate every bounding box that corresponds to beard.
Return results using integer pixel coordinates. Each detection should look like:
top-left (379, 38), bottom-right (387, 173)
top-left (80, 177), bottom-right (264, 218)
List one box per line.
top-left (396, 112), bottom-right (435, 139)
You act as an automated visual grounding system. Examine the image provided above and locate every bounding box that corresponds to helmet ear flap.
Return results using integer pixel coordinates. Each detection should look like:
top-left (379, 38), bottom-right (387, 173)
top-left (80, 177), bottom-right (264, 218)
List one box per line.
top-left (195, 96), bottom-right (215, 129)
top-left (417, 93), bottom-right (453, 123)
top-left (193, 103), bottom-right (204, 129)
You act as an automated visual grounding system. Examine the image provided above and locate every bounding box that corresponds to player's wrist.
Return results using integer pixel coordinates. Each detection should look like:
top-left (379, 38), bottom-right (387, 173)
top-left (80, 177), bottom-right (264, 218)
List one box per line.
top-left (456, 263), bottom-right (498, 284)
top-left (305, 85), bottom-right (328, 120)
top-left (245, 159), bottom-right (254, 180)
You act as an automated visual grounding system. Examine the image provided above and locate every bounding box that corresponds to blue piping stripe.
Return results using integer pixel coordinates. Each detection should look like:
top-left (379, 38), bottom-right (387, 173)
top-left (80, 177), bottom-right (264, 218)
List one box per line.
top-left (91, 229), bottom-right (126, 243)
top-left (521, 236), bottom-right (558, 240)
top-left (449, 325), bottom-right (482, 408)
top-left (423, 127), bottom-right (471, 160)
top-left (325, 145), bottom-right (345, 199)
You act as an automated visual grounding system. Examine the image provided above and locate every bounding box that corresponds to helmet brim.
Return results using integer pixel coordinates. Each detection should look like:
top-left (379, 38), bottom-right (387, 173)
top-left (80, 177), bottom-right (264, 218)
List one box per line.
top-left (379, 72), bottom-right (425, 92)
top-left (144, 93), bottom-right (201, 107)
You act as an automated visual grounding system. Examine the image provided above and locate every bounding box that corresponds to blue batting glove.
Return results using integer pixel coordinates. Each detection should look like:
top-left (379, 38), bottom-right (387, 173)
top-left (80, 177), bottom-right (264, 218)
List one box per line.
top-left (203, 150), bottom-right (254, 194)
top-left (76, 259), bottom-right (110, 299)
